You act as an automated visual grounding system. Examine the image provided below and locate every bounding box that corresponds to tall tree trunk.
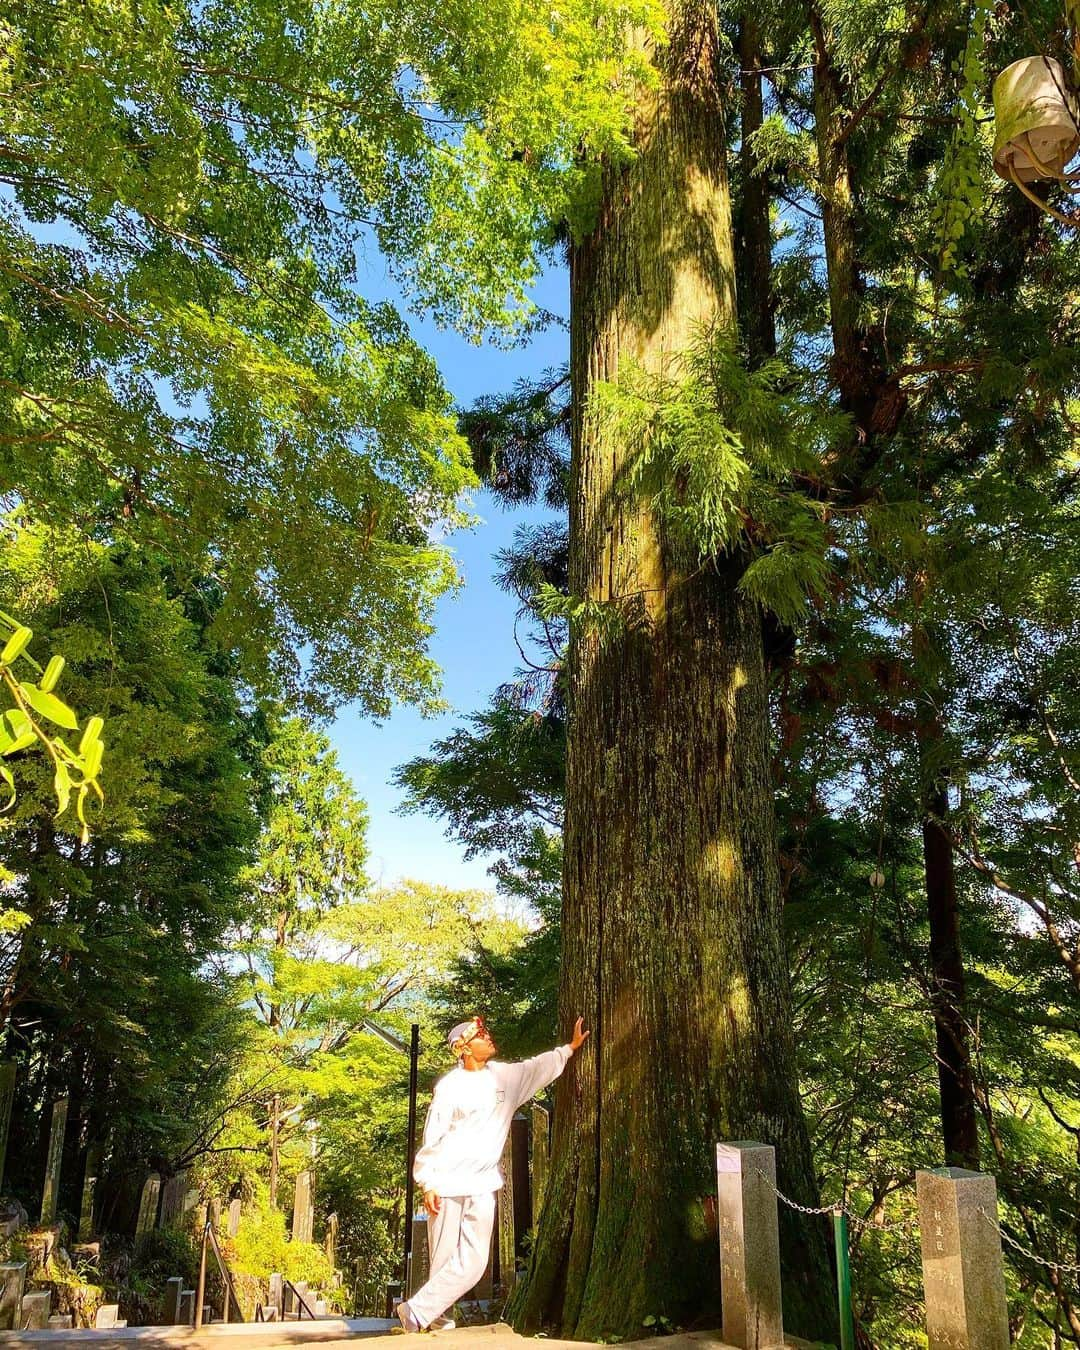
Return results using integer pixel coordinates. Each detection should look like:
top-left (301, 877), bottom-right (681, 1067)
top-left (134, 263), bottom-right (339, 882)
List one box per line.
top-left (509, 5), bottom-right (834, 1339)
top-left (736, 18), bottom-right (775, 367)
top-left (921, 762), bottom-right (980, 1168)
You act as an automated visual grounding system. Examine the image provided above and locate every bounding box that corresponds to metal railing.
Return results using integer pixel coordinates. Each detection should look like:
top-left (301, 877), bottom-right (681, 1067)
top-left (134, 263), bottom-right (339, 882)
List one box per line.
top-left (194, 1220), bottom-right (246, 1329)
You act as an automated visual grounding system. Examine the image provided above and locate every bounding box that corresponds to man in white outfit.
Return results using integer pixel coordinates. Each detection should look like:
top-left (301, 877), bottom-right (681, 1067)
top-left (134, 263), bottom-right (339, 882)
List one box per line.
top-left (396, 1014), bottom-right (590, 1333)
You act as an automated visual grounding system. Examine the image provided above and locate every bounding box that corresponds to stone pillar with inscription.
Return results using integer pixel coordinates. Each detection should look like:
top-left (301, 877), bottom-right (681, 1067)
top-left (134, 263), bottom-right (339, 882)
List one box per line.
top-left (291, 1170), bottom-right (314, 1244)
top-left (715, 1142), bottom-right (784, 1350)
top-left (159, 1173), bottom-right (186, 1227)
top-left (917, 1168), bottom-right (1010, 1350)
top-left (496, 1130), bottom-right (516, 1286)
top-left (0, 1064), bottom-right (15, 1192)
top-left (78, 1144), bottom-right (103, 1241)
top-left (227, 1198), bottom-right (242, 1237)
top-left (40, 1097), bottom-right (69, 1224)
top-left (407, 1213), bottom-right (429, 1298)
top-left (530, 1105), bottom-right (549, 1227)
top-left (135, 1173), bottom-right (161, 1236)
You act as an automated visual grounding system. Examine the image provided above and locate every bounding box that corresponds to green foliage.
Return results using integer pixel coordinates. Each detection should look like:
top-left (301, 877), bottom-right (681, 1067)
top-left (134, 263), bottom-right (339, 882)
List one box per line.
top-left (226, 1201), bottom-right (336, 1291)
top-left (0, 609), bottom-right (105, 837)
top-left (931, 0), bottom-right (994, 280)
top-left (589, 333), bottom-right (849, 625)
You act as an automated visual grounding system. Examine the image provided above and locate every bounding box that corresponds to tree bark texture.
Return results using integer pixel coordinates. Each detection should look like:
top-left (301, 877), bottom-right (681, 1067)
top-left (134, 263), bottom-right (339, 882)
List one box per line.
top-left (508, 6), bottom-right (835, 1340)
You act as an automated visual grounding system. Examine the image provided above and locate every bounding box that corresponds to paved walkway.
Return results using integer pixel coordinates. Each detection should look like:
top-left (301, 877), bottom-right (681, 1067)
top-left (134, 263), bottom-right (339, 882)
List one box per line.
top-left (0, 1321), bottom-right (813, 1350)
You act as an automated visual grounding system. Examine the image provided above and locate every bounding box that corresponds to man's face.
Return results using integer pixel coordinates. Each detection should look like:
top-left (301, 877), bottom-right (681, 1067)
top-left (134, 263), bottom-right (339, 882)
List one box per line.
top-left (465, 1024), bottom-right (497, 1063)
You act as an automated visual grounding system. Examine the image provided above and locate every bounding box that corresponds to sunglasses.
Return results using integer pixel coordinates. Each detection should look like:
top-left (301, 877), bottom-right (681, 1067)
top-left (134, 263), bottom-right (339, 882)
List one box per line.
top-left (459, 1017), bottom-right (490, 1048)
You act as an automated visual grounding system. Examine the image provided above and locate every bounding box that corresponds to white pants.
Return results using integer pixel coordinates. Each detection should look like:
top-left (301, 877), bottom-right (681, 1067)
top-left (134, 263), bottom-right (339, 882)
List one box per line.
top-left (408, 1191), bottom-right (496, 1328)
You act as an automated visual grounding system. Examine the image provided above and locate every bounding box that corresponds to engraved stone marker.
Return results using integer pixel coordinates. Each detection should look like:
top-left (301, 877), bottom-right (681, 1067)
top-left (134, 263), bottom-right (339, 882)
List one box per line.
top-left (716, 1141), bottom-right (784, 1350)
top-left (291, 1170), bottom-right (313, 1244)
top-left (160, 1173), bottom-right (187, 1227)
top-left (531, 1104), bottom-right (549, 1227)
top-left (325, 1211), bottom-right (338, 1266)
top-left (497, 1130), bottom-right (515, 1284)
top-left (917, 1168), bottom-right (1010, 1350)
top-left (135, 1173), bottom-right (161, 1236)
top-left (227, 1198), bottom-right (242, 1237)
top-left (0, 1064), bottom-right (16, 1191)
top-left (78, 1144), bottom-right (103, 1241)
top-left (269, 1272), bottom-right (283, 1316)
top-left (408, 1213), bottom-right (429, 1297)
top-left (40, 1097), bottom-right (68, 1224)
top-left (0, 1262), bottom-right (26, 1330)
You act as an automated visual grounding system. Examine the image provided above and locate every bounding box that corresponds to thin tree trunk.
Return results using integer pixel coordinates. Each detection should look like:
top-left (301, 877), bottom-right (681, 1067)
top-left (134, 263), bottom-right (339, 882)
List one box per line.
top-left (922, 772), bottom-right (980, 1168)
top-left (509, 4), bottom-right (834, 1339)
top-left (736, 17), bottom-right (775, 367)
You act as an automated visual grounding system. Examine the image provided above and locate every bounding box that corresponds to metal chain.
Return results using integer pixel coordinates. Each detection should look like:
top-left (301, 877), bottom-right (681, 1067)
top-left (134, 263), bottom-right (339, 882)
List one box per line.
top-left (754, 1169), bottom-right (914, 1235)
top-left (980, 1208), bottom-right (1080, 1276)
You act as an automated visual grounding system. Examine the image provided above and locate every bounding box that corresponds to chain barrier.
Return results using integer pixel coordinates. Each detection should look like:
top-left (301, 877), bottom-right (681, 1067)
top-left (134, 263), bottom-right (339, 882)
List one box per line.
top-left (755, 1170), bottom-right (915, 1236)
top-left (979, 1208), bottom-right (1080, 1277)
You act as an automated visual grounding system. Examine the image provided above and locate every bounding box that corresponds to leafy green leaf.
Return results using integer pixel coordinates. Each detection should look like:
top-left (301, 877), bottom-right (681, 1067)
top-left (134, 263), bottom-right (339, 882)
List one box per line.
top-left (19, 682), bottom-right (79, 730)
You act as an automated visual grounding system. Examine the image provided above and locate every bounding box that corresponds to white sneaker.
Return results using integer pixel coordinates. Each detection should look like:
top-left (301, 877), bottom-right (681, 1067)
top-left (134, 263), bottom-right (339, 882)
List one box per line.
top-left (395, 1302), bottom-right (423, 1334)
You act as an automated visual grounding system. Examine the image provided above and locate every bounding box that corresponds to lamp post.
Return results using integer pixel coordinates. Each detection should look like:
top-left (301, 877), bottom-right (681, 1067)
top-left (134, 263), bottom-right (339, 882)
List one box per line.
top-left (362, 1020), bottom-right (421, 1291)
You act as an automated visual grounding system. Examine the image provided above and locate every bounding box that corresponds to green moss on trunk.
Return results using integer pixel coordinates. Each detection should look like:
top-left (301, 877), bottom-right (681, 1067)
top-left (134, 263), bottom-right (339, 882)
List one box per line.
top-left (508, 3), bottom-right (836, 1341)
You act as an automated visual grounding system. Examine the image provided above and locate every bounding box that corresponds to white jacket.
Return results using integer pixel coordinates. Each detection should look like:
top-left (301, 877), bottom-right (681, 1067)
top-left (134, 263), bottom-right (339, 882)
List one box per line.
top-left (412, 1047), bottom-right (571, 1198)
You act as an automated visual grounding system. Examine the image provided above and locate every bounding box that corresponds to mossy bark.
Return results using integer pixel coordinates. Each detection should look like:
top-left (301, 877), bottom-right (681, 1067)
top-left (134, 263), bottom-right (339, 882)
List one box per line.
top-left (508, 5), bottom-right (835, 1340)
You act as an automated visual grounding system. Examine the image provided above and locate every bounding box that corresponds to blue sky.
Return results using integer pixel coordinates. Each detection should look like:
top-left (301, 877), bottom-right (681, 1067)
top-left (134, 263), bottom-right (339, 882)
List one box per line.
top-left (329, 259), bottom-right (568, 895)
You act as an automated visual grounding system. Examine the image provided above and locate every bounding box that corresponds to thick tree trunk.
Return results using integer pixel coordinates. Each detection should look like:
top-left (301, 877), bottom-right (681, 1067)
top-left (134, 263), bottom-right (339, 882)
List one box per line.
top-left (922, 774), bottom-right (980, 1169)
top-left (509, 5), bottom-right (834, 1340)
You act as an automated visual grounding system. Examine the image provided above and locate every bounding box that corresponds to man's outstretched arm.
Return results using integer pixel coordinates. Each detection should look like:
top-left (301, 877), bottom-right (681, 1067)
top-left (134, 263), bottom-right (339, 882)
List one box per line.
top-left (512, 1016), bottom-right (590, 1107)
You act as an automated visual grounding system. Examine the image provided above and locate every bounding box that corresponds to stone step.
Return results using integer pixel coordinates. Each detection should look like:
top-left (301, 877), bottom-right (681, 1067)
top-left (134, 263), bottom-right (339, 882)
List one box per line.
top-left (46, 1319), bottom-right (72, 1331)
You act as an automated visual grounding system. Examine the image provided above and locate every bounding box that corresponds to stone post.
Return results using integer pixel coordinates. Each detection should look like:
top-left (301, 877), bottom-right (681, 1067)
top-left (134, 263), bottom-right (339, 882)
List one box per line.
top-left (916, 1168), bottom-right (1010, 1350)
top-left (178, 1290), bottom-right (195, 1326)
top-left (135, 1173), bottom-right (161, 1236)
top-left (715, 1142), bottom-right (784, 1350)
top-left (40, 1096), bottom-right (68, 1224)
top-left (292, 1170), bottom-right (314, 1244)
top-left (0, 1262), bottom-right (26, 1330)
top-left (0, 1064), bottom-right (15, 1192)
top-left (325, 1211), bottom-right (338, 1266)
top-left (497, 1130), bottom-right (515, 1285)
top-left (269, 1272), bottom-right (283, 1317)
top-left (531, 1104), bottom-right (549, 1227)
top-left (227, 1198), bottom-right (242, 1237)
top-left (78, 1144), bottom-right (103, 1241)
top-left (21, 1291), bottom-right (52, 1329)
top-left (165, 1277), bottom-right (184, 1324)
